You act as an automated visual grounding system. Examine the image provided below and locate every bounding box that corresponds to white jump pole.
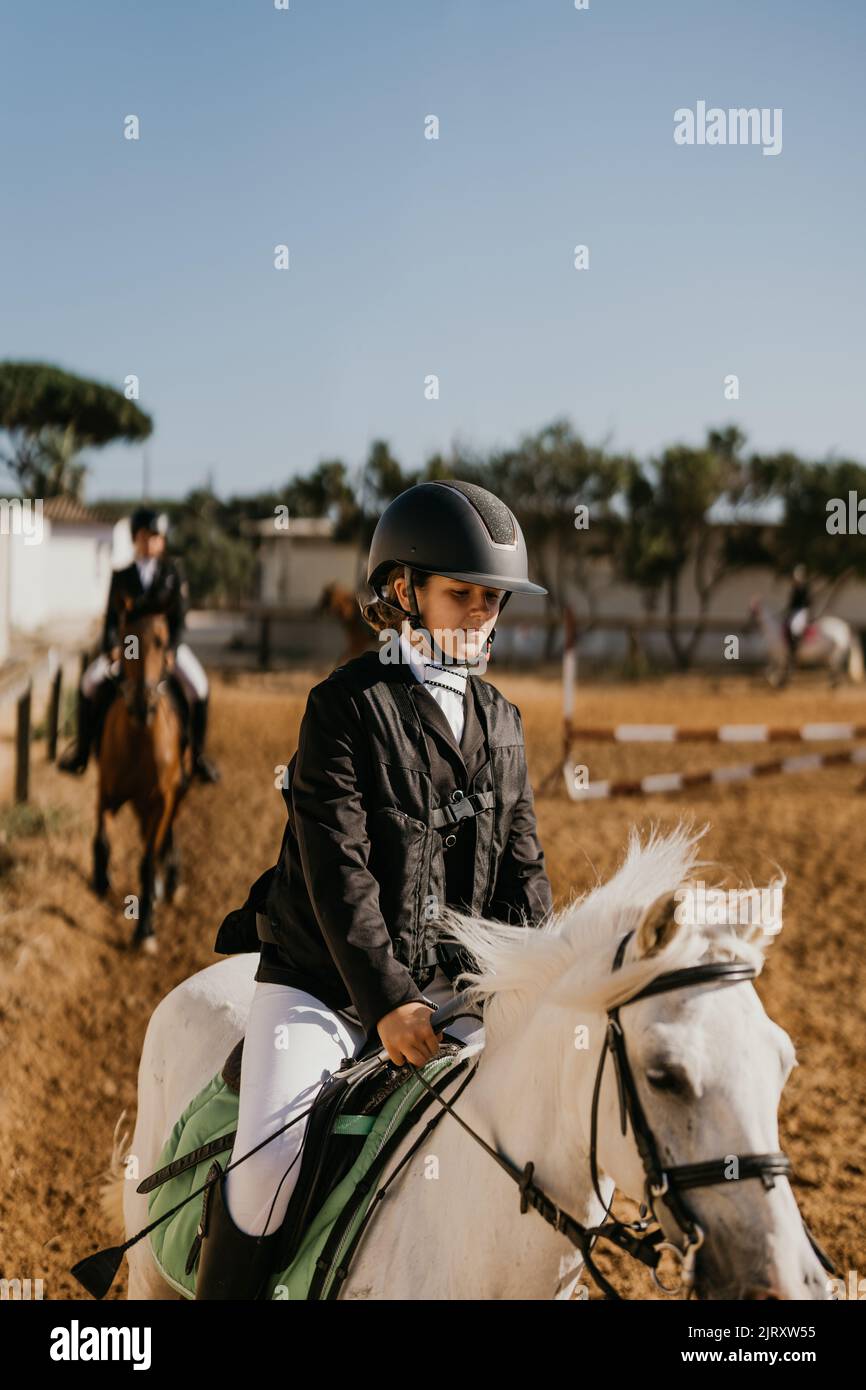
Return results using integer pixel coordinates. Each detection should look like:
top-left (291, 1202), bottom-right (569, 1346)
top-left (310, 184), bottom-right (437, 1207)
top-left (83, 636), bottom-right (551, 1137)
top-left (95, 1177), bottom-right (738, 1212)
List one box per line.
top-left (560, 606), bottom-right (578, 793)
top-left (540, 605), bottom-right (578, 794)
top-left (562, 605), bottom-right (577, 733)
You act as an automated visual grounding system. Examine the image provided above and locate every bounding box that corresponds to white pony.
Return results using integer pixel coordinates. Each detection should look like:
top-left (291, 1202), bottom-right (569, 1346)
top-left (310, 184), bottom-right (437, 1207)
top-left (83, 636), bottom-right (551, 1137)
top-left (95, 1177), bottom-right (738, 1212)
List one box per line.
top-left (750, 597), bottom-right (864, 688)
top-left (103, 824), bottom-right (833, 1301)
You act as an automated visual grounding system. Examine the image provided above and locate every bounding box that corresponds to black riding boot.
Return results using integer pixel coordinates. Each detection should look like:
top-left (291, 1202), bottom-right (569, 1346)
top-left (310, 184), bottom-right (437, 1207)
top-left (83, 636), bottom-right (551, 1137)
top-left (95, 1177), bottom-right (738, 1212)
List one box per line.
top-left (194, 1163), bottom-right (282, 1300)
top-left (57, 690), bottom-right (97, 774)
top-left (190, 697), bottom-right (220, 783)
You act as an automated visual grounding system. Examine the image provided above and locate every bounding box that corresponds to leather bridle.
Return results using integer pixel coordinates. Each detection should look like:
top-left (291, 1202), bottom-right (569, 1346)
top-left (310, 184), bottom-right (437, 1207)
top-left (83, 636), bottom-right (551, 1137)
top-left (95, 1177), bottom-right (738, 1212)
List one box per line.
top-left (404, 929), bottom-right (838, 1299)
top-left (118, 612), bottom-right (168, 725)
top-left (585, 929), bottom-right (818, 1297)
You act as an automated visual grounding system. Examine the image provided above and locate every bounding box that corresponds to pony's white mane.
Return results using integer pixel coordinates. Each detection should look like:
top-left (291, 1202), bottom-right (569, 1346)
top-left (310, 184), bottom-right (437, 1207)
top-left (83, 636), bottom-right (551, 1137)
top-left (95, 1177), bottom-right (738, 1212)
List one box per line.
top-left (436, 822), bottom-right (779, 1041)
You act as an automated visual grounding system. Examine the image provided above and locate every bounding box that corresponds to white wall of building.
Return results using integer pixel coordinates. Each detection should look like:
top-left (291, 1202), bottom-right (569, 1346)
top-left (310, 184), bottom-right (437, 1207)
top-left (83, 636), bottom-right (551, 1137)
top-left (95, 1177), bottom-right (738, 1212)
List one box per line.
top-left (111, 517), bottom-right (135, 569)
top-left (0, 532), bottom-right (10, 663)
top-left (9, 520), bottom-right (115, 635)
top-left (259, 537), bottom-right (360, 607)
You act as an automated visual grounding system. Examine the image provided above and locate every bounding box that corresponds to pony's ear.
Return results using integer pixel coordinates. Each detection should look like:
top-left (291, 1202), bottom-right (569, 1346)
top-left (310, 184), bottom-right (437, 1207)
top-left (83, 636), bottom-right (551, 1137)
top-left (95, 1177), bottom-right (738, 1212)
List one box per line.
top-left (741, 878), bottom-right (784, 946)
top-left (635, 891), bottom-right (682, 958)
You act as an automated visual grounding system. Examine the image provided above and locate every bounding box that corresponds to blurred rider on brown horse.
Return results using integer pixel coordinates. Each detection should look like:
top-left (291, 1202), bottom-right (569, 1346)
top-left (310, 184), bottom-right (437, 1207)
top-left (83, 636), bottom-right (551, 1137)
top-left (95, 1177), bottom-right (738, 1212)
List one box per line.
top-left (58, 506), bottom-right (220, 783)
top-left (92, 597), bottom-right (188, 949)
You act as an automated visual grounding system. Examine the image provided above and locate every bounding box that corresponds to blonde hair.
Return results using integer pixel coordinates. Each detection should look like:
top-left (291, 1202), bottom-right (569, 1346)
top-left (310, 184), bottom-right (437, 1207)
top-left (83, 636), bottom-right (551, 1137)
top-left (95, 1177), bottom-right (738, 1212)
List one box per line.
top-left (360, 564), bottom-right (432, 635)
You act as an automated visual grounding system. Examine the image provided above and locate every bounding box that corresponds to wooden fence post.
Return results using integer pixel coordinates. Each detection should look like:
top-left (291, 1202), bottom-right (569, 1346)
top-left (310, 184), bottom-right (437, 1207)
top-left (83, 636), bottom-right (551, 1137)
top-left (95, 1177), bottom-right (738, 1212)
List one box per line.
top-left (15, 681), bottom-right (31, 803)
top-left (46, 666), bottom-right (62, 762)
top-left (259, 613), bottom-right (271, 671)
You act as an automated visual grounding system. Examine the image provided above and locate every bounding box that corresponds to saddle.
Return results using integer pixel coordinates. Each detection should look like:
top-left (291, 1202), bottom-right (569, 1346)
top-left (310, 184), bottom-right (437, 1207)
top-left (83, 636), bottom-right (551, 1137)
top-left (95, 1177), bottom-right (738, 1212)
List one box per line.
top-left (139, 1027), bottom-right (476, 1281)
top-left (151, 672), bottom-right (194, 776)
top-left (228, 1033), bottom-right (433, 1269)
top-left (785, 616), bottom-right (816, 649)
top-left (91, 675), bottom-right (122, 757)
top-left (163, 672), bottom-right (192, 744)
top-left (94, 671), bottom-right (190, 752)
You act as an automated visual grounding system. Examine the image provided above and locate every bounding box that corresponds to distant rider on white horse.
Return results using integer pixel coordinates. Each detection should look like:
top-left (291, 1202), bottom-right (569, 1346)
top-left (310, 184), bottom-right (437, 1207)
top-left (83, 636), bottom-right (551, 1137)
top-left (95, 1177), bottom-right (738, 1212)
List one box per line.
top-left (784, 564), bottom-right (812, 656)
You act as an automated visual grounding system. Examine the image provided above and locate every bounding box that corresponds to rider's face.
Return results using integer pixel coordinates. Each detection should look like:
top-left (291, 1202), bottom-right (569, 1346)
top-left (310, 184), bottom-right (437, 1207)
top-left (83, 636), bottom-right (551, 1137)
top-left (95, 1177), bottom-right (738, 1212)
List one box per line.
top-left (134, 529), bottom-right (164, 559)
top-left (393, 573), bottom-right (503, 660)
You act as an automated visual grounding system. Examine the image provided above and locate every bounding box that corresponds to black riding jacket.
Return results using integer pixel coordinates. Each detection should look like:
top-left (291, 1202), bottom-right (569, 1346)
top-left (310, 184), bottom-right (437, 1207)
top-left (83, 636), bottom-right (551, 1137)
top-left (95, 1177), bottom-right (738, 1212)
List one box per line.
top-left (101, 557), bottom-right (188, 654)
top-left (788, 582), bottom-right (811, 613)
top-left (214, 649), bottom-right (554, 1036)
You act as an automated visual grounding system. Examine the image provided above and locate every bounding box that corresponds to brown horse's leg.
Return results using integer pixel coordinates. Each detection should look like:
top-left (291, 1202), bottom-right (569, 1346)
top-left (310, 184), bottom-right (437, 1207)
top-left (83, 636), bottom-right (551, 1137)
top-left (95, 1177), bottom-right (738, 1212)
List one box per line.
top-left (160, 817), bottom-right (183, 902)
top-left (129, 694), bottom-right (185, 949)
top-left (132, 792), bottom-right (177, 950)
top-left (132, 797), bottom-right (162, 947)
top-left (160, 700), bottom-right (187, 902)
top-left (93, 797), bottom-right (112, 897)
top-left (93, 709), bottom-right (122, 897)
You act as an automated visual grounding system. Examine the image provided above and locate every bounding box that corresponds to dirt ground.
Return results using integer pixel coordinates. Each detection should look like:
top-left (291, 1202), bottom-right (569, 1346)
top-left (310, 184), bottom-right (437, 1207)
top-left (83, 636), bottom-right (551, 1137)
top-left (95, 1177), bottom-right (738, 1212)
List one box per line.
top-left (1, 666), bottom-right (863, 1300)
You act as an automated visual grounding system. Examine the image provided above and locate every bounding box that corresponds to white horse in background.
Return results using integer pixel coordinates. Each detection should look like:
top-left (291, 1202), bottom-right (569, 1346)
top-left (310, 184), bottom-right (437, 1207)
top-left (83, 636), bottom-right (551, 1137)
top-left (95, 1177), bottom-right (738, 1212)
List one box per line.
top-left (103, 824), bottom-right (833, 1301)
top-left (750, 597), bottom-right (864, 688)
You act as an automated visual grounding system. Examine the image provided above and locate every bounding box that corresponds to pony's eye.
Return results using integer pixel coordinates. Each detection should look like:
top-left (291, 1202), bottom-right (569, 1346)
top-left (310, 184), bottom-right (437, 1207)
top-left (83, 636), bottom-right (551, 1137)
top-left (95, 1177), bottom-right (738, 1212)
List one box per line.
top-left (646, 1069), bottom-right (683, 1094)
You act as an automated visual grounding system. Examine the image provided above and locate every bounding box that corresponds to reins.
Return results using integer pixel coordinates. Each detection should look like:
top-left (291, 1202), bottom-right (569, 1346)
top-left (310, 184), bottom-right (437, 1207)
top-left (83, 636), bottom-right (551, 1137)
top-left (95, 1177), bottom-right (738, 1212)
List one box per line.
top-left (396, 937), bottom-right (838, 1299)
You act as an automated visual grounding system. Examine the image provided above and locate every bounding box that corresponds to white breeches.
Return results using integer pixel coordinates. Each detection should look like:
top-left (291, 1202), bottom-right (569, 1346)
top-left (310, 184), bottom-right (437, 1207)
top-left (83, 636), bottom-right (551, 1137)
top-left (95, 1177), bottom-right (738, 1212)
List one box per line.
top-left (81, 642), bottom-right (208, 702)
top-left (789, 608), bottom-right (809, 638)
top-left (82, 653), bottom-right (117, 698)
top-left (172, 644), bottom-right (209, 701)
top-left (223, 966), bottom-right (483, 1237)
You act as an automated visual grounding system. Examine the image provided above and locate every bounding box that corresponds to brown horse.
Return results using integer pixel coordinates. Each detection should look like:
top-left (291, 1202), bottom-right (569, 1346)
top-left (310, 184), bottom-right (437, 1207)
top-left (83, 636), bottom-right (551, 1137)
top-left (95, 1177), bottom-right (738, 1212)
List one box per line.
top-left (317, 581), bottom-right (375, 662)
top-left (93, 604), bottom-right (191, 952)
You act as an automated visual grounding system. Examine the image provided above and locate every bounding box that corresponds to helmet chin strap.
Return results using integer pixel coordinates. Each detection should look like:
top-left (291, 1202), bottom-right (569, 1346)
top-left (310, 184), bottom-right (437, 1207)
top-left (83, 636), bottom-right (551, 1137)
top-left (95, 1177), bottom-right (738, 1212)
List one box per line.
top-left (404, 568), bottom-right (460, 668)
top-left (372, 565), bottom-right (509, 670)
top-left (402, 566), bottom-right (498, 672)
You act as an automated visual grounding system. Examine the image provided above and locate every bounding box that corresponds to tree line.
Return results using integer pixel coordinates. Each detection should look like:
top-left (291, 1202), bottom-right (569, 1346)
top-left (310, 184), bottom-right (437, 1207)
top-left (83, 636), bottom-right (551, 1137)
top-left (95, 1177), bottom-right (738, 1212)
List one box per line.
top-left (2, 360), bottom-right (865, 669)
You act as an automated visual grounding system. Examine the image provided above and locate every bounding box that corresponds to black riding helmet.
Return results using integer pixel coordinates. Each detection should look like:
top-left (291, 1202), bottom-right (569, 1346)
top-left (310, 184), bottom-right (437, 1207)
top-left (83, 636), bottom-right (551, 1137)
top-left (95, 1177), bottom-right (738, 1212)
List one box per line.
top-left (130, 505), bottom-right (168, 539)
top-left (366, 480), bottom-right (547, 663)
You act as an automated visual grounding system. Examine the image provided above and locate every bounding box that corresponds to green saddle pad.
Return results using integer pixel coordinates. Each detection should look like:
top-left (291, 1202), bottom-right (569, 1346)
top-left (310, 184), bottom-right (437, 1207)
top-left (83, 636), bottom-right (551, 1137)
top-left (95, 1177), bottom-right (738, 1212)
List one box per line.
top-left (147, 1051), bottom-right (464, 1300)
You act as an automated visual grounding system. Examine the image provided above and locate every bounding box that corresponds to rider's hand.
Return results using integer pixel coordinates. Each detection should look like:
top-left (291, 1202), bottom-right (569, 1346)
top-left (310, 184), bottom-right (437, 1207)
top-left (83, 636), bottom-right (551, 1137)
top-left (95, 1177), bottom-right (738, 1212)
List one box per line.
top-left (377, 1001), bottom-right (444, 1067)
top-left (165, 648), bottom-right (175, 669)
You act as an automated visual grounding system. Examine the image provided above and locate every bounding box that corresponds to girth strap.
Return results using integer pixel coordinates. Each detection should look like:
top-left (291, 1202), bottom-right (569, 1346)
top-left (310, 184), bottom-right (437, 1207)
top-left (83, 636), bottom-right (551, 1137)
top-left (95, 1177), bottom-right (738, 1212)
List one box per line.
top-left (430, 789), bottom-right (495, 829)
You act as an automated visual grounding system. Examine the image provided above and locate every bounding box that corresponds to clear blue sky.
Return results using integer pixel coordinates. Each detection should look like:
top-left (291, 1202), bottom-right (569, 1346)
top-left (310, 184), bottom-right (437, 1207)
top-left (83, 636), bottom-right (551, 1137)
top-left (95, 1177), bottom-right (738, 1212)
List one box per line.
top-left (3, 0), bottom-right (864, 501)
